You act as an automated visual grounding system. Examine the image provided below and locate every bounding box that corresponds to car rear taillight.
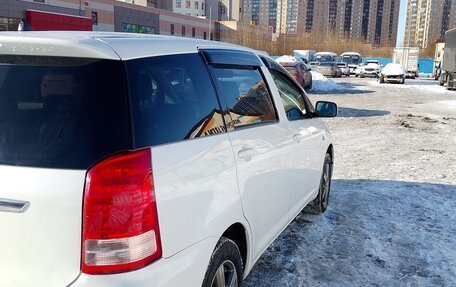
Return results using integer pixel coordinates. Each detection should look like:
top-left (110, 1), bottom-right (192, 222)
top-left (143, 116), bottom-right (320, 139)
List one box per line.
top-left (82, 149), bottom-right (161, 274)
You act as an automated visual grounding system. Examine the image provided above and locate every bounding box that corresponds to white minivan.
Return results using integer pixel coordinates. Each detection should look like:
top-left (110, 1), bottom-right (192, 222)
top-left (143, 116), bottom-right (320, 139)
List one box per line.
top-left (0, 32), bottom-right (336, 287)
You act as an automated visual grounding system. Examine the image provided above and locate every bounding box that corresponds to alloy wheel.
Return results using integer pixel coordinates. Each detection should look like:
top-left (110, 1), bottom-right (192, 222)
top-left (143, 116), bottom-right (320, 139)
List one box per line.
top-left (211, 260), bottom-right (238, 287)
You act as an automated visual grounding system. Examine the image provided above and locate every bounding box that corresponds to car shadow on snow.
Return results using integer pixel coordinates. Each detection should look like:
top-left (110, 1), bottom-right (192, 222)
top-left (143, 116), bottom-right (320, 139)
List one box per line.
top-left (244, 179), bottom-right (456, 287)
top-left (337, 107), bottom-right (390, 117)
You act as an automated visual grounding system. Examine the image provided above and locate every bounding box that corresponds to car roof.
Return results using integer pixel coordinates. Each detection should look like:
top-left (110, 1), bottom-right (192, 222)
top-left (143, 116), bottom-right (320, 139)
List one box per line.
top-left (275, 55), bottom-right (302, 67)
top-left (341, 52), bottom-right (361, 56)
top-left (0, 31), bottom-right (253, 60)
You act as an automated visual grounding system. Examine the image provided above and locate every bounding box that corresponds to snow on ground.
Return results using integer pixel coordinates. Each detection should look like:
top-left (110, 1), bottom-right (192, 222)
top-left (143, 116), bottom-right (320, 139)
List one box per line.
top-left (245, 77), bottom-right (456, 286)
top-left (368, 78), bottom-right (454, 94)
top-left (310, 71), bottom-right (346, 93)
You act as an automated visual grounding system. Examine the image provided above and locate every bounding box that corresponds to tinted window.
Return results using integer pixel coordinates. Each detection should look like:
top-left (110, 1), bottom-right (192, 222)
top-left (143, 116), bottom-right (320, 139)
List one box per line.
top-left (0, 56), bottom-right (129, 169)
top-left (269, 69), bottom-right (307, 120)
top-left (320, 62), bottom-right (334, 67)
top-left (126, 53), bottom-right (223, 147)
top-left (212, 67), bottom-right (277, 129)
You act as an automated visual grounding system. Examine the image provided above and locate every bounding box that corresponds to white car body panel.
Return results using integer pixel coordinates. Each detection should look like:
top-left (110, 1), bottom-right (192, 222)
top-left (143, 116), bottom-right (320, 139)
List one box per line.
top-left (70, 237), bottom-right (219, 287)
top-left (151, 135), bottom-right (247, 258)
top-left (0, 166), bottom-right (85, 287)
top-left (288, 118), bottom-right (326, 217)
top-left (228, 123), bottom-right (294, 262)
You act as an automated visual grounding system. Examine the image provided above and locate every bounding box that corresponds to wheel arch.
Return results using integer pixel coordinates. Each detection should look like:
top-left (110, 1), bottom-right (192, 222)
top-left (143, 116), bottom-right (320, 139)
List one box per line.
top-left (221, 222), bottom-right (250, 273)
top-left (326, 144), bottom-right (334, 163)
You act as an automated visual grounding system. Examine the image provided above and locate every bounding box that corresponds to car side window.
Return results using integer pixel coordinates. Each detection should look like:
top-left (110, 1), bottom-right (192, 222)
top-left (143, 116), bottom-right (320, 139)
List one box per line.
top-left (268, 69), bottom-right (308, 120)
top-left (212, 66), bottom-right (277, 129)
top-left (126, 53), bottom-right (225, 147)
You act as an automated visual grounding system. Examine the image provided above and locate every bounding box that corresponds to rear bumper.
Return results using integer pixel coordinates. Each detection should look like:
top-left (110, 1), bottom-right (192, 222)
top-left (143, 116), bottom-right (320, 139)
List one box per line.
top-left (360, 71), bottom-right (379, 77)
top-left (318, 70), bottom-right (334, 76)
top-left (384, 76), bottom-right (404, 82)
top-left (69, 237), bottom-right (218, 287)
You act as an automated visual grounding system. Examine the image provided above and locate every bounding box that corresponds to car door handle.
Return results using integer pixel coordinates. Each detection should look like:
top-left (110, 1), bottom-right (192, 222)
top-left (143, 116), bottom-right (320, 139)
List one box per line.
top-left (293, 134), bottom-right (303, 142)
top-left (238, 148), bottom-right (256, 160)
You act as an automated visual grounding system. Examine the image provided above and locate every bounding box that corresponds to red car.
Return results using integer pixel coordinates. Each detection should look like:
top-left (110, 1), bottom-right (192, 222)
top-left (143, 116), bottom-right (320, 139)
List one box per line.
top-left (276, 56), bottom-right (313, 90)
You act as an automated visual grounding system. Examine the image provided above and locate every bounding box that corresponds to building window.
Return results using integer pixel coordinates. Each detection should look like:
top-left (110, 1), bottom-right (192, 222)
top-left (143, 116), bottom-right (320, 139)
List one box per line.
top-left (195, 1), bottom-right (199, 9)
top-left (203, 31), bottom-right (207, 39)
top-left (210, 32), bottom-right (213, 40)
top-left (186, 0), bottom-right (190, 8)
top-left (170, 24), bottom-right (174, 35)
top-left (33, 0), bottom-right (45, 2)
top-left (202, 2), bottom-right (204, 10)
top-left (176, 0), bottom-right (181, 8)
top-left (91, 11), bottom-right (98, 25)
top-left (0, 17), bottom-right (22, 31)
top-left (182, 26), bottom-right (186, 36)
top-left (192, 27), bottom-right (196, 37)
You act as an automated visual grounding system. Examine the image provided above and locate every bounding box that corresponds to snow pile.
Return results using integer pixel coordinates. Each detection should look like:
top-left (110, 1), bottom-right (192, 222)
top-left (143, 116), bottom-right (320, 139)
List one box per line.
top-left (310, 71), bottom-right (345, 93)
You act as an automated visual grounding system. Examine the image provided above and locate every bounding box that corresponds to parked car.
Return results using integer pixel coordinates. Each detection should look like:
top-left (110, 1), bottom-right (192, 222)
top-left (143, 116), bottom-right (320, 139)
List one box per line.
top-left (364, 60), bottom-right (380, 65)
top-left (275, 55), bottom-right (313, 90)
top-left (0, 32), bottom-right (336, 287)
top-left (316, 62), bottom-right (341, 77)
top-left (358, 63), bottom-right (381, 78)
top-left (379, 63), bottom-right (406, 84)
top-left (337, 62), bottom-right (350, 76)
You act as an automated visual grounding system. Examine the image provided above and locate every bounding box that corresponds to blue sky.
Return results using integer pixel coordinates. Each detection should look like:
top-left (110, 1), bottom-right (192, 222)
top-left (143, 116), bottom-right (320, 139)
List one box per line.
top-left (396, 0), bottom-right (407, 46)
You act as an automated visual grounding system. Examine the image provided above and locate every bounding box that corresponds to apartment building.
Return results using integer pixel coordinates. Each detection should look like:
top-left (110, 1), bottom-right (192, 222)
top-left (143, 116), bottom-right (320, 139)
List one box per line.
top-left (240, 0), bottom-right (399, 46)
top-left (204, 0), bottom-right (240, 21)
top-left (403, 0), bottom-right (456, 48)
top-left (172, 0), bottom-right (206, 17)
top-left (298, 0), bottom-right (399, 46)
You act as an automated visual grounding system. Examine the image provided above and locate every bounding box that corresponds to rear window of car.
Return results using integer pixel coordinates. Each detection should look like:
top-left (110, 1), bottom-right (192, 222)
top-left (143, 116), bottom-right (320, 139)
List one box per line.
top-left (320, 62), bottom-right (333, 67)
top-left (0, 56), bottom-right (130, 169)
top-left (126, 53), bottom-right (223, 147)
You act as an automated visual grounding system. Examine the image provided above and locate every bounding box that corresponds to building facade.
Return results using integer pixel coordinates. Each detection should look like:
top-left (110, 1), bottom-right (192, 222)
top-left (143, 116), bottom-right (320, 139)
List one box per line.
top-left (172, 0), bottom-right (206, 17)
top-left (240, 0), bottom-right (399, 46)
top-left (298, 0), bottom-right (400, 47)
top-left (205, 0), bottom-right (241, 21)
top-left (0, 0), bottom-right (216, 40)
top-left (403, 0), bottom-right (456, 48)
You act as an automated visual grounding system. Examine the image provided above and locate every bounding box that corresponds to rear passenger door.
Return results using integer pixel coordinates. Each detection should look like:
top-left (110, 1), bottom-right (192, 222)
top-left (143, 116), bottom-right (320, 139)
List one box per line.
top-left (265, 59), bottom-right (325, 218)
top-left (201, 49), bottom-right (294, 261)
top-left (125, 53), bottom-right (243, 259)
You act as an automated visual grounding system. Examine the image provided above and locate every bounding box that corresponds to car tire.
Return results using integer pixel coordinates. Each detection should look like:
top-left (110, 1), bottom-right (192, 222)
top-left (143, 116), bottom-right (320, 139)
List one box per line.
top-left (202, 238), bottom-right (243, 287)
top-left (304, 153), bottom-right (333, 214)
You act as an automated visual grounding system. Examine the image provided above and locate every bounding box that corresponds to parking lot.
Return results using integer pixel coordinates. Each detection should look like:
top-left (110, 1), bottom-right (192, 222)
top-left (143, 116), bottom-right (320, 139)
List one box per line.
top-left (244, 76), bottom-right (456, 286)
